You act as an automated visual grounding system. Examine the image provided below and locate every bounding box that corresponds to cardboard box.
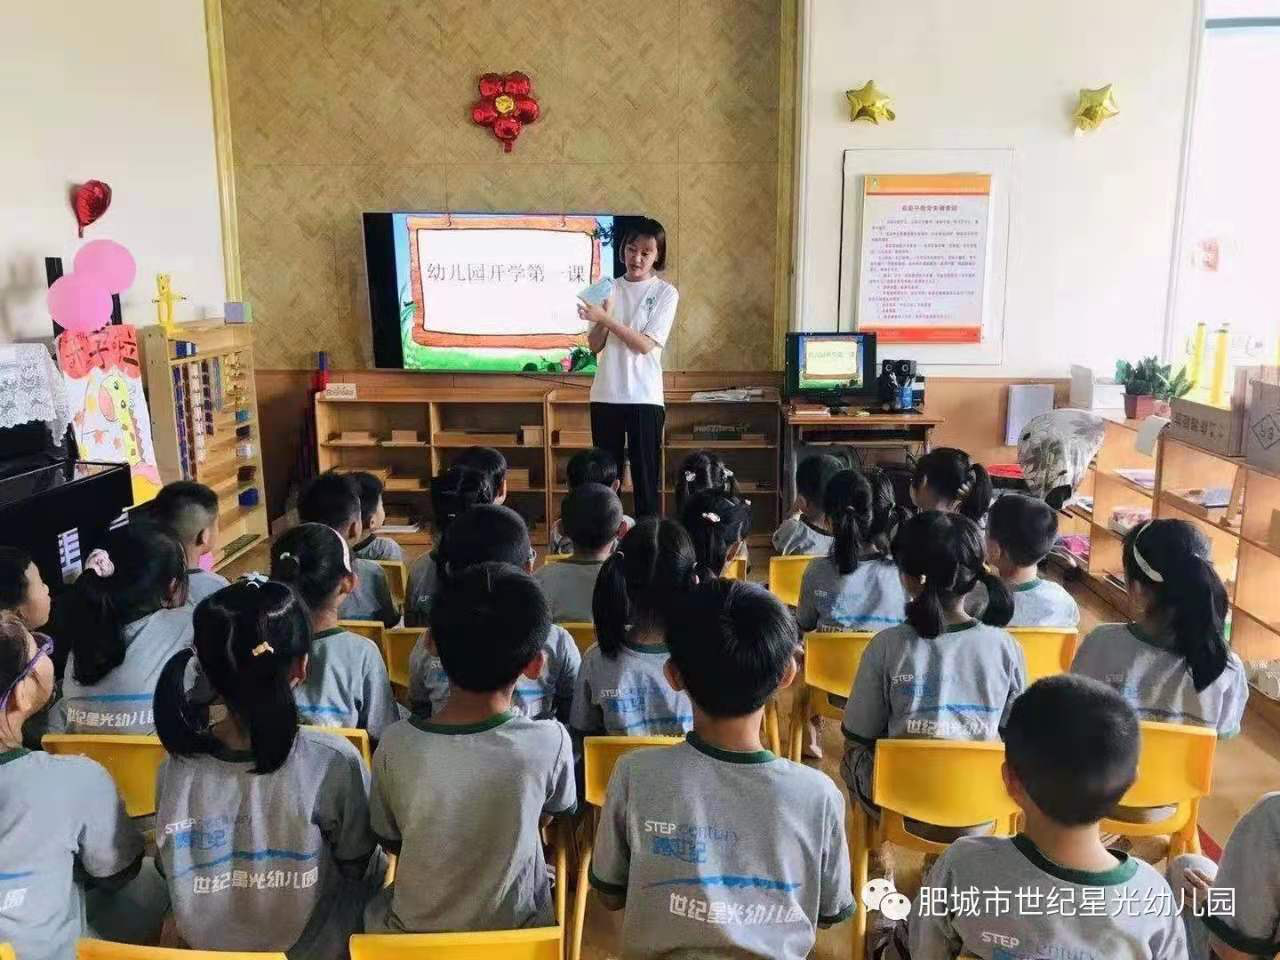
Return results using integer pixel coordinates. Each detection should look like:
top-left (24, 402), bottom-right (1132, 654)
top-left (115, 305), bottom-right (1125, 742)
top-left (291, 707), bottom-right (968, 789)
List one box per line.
top-left (1246, 375), bottom-right (1280, 473)
top-left (1069, 365), bottom-right (1125, 410)
top-left (1168, 398), bottom-right (1245, 456)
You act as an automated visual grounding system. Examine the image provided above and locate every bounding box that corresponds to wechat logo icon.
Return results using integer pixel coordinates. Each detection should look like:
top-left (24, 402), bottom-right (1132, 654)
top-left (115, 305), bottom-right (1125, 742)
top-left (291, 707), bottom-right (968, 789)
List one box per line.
top-left (861, 879), bottom-right (912, 922)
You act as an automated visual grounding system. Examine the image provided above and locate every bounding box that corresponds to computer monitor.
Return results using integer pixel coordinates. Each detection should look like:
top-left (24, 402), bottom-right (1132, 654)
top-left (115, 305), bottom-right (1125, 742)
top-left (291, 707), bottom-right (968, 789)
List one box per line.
top-left (784, 332), bottom-right (877, 402)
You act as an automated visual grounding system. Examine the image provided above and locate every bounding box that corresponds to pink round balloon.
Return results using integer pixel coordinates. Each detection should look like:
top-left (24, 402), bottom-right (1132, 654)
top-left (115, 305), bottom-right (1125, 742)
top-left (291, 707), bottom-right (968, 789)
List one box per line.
top-left (48, 273), bottom-right (112, 334)
top-left (73, 239), bottom-right (136, 293)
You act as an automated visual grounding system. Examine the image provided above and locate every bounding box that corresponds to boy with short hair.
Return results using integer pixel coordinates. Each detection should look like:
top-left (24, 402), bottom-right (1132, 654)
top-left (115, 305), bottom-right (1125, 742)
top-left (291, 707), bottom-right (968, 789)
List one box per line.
top-left (908, 674), bottom-right (1186, 959)
top-left (773, 453), bottom-right (842, 556)
top-left (985, 493), bottom-right (1079, 627)
top-left (349, 471), bottom-right (403, 563)
top-left (535, 483), bottom-right (622, 623)
top-left (549, 447), bottom-right (635, 554)
top-left (152, 480), bottom-right (228, 603)
top-left (366, 561), bottom-right (576, 933)
top-left (298, 472), bottom-right (398, 627)
top-left (590, 579), bottom-right (855, 958)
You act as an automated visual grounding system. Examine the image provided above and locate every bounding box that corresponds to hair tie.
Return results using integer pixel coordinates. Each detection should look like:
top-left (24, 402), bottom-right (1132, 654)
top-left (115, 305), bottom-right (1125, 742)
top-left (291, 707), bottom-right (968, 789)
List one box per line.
top-left (250, 641), bottom-right (275, 657)
top-left (278, 552), bottom-right (295, 562)
top-left (1130, 521), bottom-right (1165, 583)
top-left (684, 471), bottom-right (696, 483)
top-left (722, 468), bottom-right (734, 478)
top-left (241, 572), bottom-right (268, 587)
top-left (701, 512), bottom-right (721, 524)
top-left (614, 549), bottom-right (625, 561)
top-left (328, 526), bottom-right (353, 573)
top-left (84, 549), bottom-right (114, 578)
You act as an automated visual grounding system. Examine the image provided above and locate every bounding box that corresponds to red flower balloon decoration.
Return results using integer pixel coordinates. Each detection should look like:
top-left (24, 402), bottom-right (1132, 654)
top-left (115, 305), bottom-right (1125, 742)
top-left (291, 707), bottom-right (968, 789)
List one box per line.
top-left (71, 180), bottom-right (112, 238)
top-left (471, 71), bottom-right (540, 153)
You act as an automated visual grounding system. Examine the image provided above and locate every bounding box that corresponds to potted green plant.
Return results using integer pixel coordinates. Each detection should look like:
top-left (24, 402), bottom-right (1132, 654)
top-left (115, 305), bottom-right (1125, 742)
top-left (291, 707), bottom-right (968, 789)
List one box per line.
top-left (1114, 357), bottom-right (1192, 418)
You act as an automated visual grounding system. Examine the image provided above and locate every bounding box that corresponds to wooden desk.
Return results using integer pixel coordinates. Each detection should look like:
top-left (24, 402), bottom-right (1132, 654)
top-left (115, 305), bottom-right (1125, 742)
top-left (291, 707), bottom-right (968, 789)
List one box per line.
top-left (783, 406), bottom-right (944, 504)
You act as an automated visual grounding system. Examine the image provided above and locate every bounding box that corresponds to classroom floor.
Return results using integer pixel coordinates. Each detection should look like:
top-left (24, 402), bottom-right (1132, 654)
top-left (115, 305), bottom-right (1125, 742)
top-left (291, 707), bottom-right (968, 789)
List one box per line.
top-left (224, 542), bottom-right (1280, 960)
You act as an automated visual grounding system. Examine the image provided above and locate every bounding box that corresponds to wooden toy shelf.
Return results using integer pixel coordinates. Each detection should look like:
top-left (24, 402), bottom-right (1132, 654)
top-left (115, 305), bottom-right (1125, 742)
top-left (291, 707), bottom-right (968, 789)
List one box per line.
top-left (140, 323), bottom-right (268, 570)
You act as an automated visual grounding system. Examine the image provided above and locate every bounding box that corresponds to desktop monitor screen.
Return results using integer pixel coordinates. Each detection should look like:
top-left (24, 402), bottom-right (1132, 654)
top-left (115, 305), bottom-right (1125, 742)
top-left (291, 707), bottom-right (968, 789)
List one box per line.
top-left (785, 332), bottom-right (877, 398)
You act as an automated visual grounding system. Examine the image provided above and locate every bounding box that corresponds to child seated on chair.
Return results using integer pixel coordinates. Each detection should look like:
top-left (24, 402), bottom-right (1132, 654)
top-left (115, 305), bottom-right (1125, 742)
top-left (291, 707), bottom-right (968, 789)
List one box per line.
top-left (841, 511), bottom-right (1024, 839)
top-left (773, 452), bottom-right (842, 556)
top-left (675, 450), bottom-right (750, 570)
top-left (1170, 792), bottom-right (1280, 960)
top-left (1071, 519), bottom-right (1246, 738)
top-left (154, 580), bottom-right (382, 958)
top-left (50, 524), bottom-right (193, 735)
top-left (908, 675), bottom-right (1186, 959)
top-left (590, 579), bottom-right (855, 957)
top-left (407, 505), bottom-right (579, 723)
top-left (405, 464), bottom-right (493, 628)
top-left (366, 562), bottom-right (575, 934)
top-left (349, 470), bottom-right (403, 563)
top-left (153, 480), bottom-right (228, 603)
top-left (299, 471), bottom-right (398, 628)
top-left (0, 617), bottom-right (169, 960)
top-left (680, 488), bottom-right (752, 581)
top-left (271, 523), bottom-right (400, 741)
top-left (548, 447), bottom-right (635, 555)
top-left (535, 483), bottom-right (622, 622)
top-left (570, 518), bottom-right (697, 740)
top-left (797, 467), bottom-right (907, 634)
top-left (970, 493), bottom-right (1079, 628)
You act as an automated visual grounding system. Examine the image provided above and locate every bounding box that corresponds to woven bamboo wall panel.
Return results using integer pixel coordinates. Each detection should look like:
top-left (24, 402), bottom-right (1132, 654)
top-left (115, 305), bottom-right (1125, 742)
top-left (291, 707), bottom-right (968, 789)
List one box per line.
top-left (222, 0), bottom-right (782, 370)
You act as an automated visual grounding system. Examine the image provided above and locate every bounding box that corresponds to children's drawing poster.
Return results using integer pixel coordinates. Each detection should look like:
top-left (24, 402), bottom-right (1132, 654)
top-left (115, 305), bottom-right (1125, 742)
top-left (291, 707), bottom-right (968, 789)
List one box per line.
top-left (56, 325), bottom-right (162, 505)
top-left (856, 173), bottom-right (991, 344)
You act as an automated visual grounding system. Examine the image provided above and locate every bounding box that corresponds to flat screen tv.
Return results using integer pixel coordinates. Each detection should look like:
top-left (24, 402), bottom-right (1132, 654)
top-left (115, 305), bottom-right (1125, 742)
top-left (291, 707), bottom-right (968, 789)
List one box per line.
top-left (364, 211), bottom-right (643, 374)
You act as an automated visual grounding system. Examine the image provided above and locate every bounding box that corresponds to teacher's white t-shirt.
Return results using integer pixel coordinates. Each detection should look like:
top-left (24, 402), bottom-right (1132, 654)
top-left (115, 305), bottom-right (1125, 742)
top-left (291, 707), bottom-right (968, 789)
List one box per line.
top-left (589, 276), bottom-right (678, 407)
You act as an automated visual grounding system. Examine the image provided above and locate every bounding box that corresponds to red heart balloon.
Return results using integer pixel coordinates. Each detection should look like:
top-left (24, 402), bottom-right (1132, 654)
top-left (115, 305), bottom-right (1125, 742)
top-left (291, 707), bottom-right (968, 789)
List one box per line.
top-left (492, 116), bottom-right (523, 152)
top-left (502, 72), bottom-right (532, 96)
top-left (471, 102), bottom-right (499, 125)
top-left (514, 96), bottom-right (540, 123)
top-left (72, 180), bottom-right (112, 238)
top-left (478, 72), bottom-right (505, 98)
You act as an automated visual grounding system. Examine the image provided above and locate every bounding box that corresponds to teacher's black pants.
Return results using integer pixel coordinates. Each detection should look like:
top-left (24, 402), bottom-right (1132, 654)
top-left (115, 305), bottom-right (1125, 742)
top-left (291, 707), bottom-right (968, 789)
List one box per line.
top-left (590, 402), bottom-right (665, 518)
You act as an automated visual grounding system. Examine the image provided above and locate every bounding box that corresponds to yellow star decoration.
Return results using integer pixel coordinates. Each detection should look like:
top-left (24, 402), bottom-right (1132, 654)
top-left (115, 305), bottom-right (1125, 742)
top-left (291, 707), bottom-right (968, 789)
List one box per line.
top-left (1073, 84), bottom-right (1119, 132)
top-left (845, 81), bottom-right (895, 125)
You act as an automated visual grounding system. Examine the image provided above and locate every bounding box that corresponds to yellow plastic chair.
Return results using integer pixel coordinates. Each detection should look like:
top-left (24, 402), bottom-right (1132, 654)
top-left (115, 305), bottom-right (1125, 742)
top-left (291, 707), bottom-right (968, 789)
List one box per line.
top-left (572, 736), bottom-right (682, 960)
top-left (1008, 627), bottom-right (1079, 684)
top-left (43, 734), bottom-right (166, 818)
top-left (849, 739), bottom-right (1020, 960)
top-left (350, 928), bottom-right (561, 960)
top-left (787, 631), bottom-right (874, 762)
top-left (762, 700), bottom-right (782, 757)
top-left (1099, 720), bottom-right (1216, 860)
top-left (722, 555), bottom-right (748, 580)
top-left (767, 555), bottom-right (817, 607)
top-left (339, 619), bottom-right (386, 652)
top-left (78, 939), bottom-right (285, 960)
top-left (383, 626), bottom-right (424, 695)
top-left (541, 553), bottom-right (570, 566)
top-left (1, 942), bottom-right (15, 960)
top-left (560, 622), bottom-right (597, 657)
top-left (302, 725), bottom-right (372, 767)
top-left (375, 560), bottom-right (408, 610)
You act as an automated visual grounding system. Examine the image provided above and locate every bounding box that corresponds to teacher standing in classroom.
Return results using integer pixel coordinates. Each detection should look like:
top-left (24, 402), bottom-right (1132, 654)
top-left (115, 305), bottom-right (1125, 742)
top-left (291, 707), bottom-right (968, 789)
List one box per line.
top-left (578, 217), bottom-right (678, 518)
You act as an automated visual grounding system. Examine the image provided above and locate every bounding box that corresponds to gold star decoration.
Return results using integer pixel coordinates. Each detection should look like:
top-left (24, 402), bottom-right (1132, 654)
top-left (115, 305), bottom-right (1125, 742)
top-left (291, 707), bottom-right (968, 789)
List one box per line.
top-left (845, 81), bottom-right (895, 125)
top-left (1073, 84), bottom-right (1118, 132)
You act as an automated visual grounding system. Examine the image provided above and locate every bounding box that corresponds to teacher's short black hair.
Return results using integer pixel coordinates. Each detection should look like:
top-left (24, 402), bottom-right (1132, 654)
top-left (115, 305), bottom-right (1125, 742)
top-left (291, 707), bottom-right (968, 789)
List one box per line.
top-left (621, 217), bottom-right (667, 271)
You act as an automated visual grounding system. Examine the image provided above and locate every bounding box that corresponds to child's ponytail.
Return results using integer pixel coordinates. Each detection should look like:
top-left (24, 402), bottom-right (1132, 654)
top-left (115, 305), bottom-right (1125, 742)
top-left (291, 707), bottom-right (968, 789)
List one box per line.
top-left (975, 569), bottom-right (1014, 628)
top-left (64, 524), bottom-right (186, 685)
top-left (1123, 520), bottom-right (1229, 691)
top-left (893, 511), bottom-right (992, 639)
top-left (866, 466), bottom-right (909, 557)
top-left (824, 470), bottom-right (874, 576)
top-left (156, 579), bottom-right (311, 774)
top-left (592, 517), bottom-right (697, 659)
top-left (430, 465), bottom-right (494, 538)
top-left (270, 523), bottom-right (352, 609)
top-left (958, 462), bottom-right (994, 523)
top-left (912, 448), bottom-right (992, 523)
top-left (679, 490), bottom-right (752, 581)
top-left (674, 451), bottom-right (739, 514)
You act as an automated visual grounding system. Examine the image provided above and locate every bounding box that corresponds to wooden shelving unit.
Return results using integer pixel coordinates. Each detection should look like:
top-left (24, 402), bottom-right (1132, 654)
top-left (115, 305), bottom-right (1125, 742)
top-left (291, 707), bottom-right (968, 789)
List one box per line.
top-left (139, 323), bottom-right (269, 570)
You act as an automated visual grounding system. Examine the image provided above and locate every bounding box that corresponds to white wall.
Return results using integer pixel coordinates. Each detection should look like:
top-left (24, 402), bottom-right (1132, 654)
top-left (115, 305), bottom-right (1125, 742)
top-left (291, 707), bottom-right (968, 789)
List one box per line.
top-left (0, 2), bottom-right (225, 342)
top-left (795, 0), bottom-right (1198, 376)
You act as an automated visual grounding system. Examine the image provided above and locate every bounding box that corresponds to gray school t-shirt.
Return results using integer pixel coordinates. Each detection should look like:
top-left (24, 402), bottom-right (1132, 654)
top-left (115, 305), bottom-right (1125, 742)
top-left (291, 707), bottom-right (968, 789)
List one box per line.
top-left (1070, 623), bottom-right (1248, 737)
top-left (155, 729), bottom-right (377, 960)
top-left (407, 624), bottom-right (580, 723)
top-left (365, 711), bottom-right (575, 933)
top-left (796, 556), bottom-right (906, 633)
top-left (910, 835), bottom-right (1186, 960)
top-left (403, 552), bottom-right (438, 629)
top-left (1200, 791), bottom-right (1280, 955)
top-left (772, 516), bottom-right (834, 557)
top-left (51, 607), bottom-right (195, 735)
top-left (294, 628), bottom-right (400, 740)
top-left (840, 621), bottom-right (1026, 803)
top-left (339, 557), bottom-right (398, 627)
top-left (570, 640), bottom-right (694, 736)
top-left (967, 578), bottom-right (1081, 628)
top-left (353, 535), bottom-right (403, 564)
top-left (187, 569), bottom-right (229, 605)
top-left (0, 749), bottom-right (143, 960)
top-left (590, 735), bottom-right (854, 959)
top-left (534, 558), bottom-right (605, 623)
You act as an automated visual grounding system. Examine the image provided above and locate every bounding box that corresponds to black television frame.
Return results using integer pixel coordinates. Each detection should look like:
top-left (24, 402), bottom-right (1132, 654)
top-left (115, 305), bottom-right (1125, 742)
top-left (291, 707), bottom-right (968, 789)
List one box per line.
top-left (784, 331), bottom-right (878, 402)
